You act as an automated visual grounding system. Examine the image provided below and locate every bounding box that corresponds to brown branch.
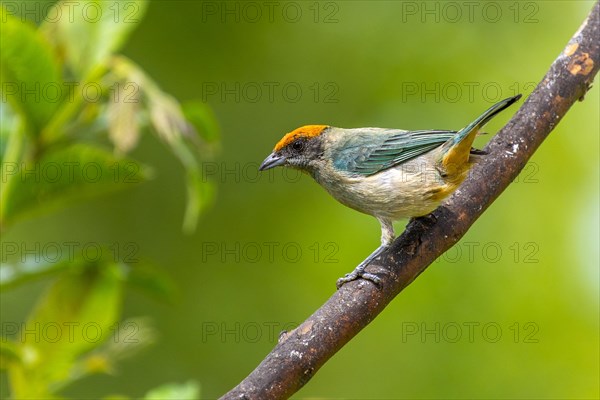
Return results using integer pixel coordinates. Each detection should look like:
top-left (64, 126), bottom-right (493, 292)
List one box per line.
top-left (222, 3), bottom-right (600, 399)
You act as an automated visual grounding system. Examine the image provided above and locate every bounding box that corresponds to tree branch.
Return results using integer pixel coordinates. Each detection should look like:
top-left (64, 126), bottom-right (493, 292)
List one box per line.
top-left (222, 2), bottom-right (600, 399)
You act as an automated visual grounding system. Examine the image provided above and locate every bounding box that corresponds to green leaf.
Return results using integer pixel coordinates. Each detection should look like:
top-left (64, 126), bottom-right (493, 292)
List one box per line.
top-left (144, 381), bottom-right (201, 400)
top-left (123, 261), bottom-right (177, 303)
top-left (0, 103), bottom-right (27, 212)
top-left (0, 102), bottom-right (18, 164)
top-left (0, 143), bottom-right (149, 227)
top-left (0, 8), bottom-right (63, 136)
top-left (168, 139), bottom-right (214, 234)
top-left (60, 317), bottom-right (156, 390)
top-left (0, 340), bottom-right (21, 370)
top-left (7, 260), bottom-right (124, 397)
top-left (0, 258), bottom-right (73, 290)
top-left (106, 56), bottom-right (218, 233)
top-left (1, 252), bottom-right (176, 305)
top-left (183, 170), bottom-right (215, 234)
top-left (42, 0), bottom-right (148, 78)
top-left (181, 101), bottom-right (220, 144)
top-left (27, 261), bottom-right (123, 353)
top-left (107, 84), bottom-right (141, 154)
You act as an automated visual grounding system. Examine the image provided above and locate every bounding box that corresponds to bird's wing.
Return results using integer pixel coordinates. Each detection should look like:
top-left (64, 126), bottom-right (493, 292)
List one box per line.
top-left (332, 130), bottom-right (457, 176)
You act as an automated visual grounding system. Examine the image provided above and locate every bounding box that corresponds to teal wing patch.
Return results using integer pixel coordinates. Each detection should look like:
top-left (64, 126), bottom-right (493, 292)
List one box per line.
top-left (333, 130), bottom-right (456, 176)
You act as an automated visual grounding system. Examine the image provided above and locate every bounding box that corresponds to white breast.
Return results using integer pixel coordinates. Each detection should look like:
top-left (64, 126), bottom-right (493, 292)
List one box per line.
top-left (314, 153), bottom-right (449, 220)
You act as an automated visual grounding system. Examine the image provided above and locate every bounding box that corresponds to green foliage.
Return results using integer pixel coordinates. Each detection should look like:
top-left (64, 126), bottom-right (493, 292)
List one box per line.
top-left (12, 261), bottom-right (123, 397)
top-left (0, 253), bottom-right (74, 289)
top-left (0, 0), bottom-right (218, 231)
top-left (1, 144), bottom-right (149, 225)
top-left (0, 1), bottom-right (213, 398)
top-left (0, 9), bottom-right (62, 136)
top-left (144, 381), bottom-right (201, 400)
top-left (106, 56), bottom-right (220, 232)
top-left (41, 1), bottom-right (148, 79)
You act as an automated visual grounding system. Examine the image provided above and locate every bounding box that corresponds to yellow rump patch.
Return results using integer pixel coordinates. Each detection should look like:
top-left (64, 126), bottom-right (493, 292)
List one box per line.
top-left (274, 125), bottom-right (329, 151)
top-left (441, 129), bottom-right (478, 172)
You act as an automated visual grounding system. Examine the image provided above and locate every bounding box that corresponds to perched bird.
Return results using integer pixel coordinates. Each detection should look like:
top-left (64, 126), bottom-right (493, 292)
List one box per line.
top-left (260, 95), bottom-right (522, 288)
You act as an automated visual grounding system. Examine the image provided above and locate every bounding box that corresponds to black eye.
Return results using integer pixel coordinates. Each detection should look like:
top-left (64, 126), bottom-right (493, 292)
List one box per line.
top-left (291, 140), bottom-right (304, 151)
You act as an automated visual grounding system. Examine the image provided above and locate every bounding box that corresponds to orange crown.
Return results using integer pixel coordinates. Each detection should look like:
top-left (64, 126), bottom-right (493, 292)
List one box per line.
top-left (274, 125), bottom-right (329, 151)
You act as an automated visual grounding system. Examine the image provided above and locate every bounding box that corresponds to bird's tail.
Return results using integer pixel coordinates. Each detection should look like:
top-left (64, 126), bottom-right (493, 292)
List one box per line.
top-left (441, 94), bottom-right (522, 170)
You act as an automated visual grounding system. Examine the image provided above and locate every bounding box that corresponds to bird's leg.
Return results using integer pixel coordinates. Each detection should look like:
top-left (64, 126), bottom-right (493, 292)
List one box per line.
top-left (336, 218), bottom-right (395, 289)
top-left (336, 245), bottom-right (387, 288)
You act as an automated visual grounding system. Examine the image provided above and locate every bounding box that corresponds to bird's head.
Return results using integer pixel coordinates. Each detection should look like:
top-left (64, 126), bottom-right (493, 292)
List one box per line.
top-left (259, 125), bottom-right (329, 172)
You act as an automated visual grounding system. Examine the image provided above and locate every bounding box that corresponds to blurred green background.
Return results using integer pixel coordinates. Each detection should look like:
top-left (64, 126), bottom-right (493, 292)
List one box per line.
top-left (1, 0), bottom-right (598, 399)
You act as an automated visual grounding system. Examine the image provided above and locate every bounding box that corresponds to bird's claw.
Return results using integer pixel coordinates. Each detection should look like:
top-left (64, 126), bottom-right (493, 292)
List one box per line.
top-left (336, 270), bottom-right (381, 289)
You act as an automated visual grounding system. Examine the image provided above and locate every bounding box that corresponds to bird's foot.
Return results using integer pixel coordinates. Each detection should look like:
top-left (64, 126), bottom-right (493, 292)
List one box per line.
top-left (336, 267), bottom-right (381, 289)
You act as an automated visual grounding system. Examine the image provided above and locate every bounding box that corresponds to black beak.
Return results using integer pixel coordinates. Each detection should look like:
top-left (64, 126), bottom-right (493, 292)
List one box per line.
top-left (259, 152), bottom-right (286, 171)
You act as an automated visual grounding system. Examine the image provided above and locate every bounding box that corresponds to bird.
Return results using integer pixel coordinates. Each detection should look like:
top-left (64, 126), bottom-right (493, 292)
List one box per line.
top-left (259, 95), bottom-right (522, 288)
